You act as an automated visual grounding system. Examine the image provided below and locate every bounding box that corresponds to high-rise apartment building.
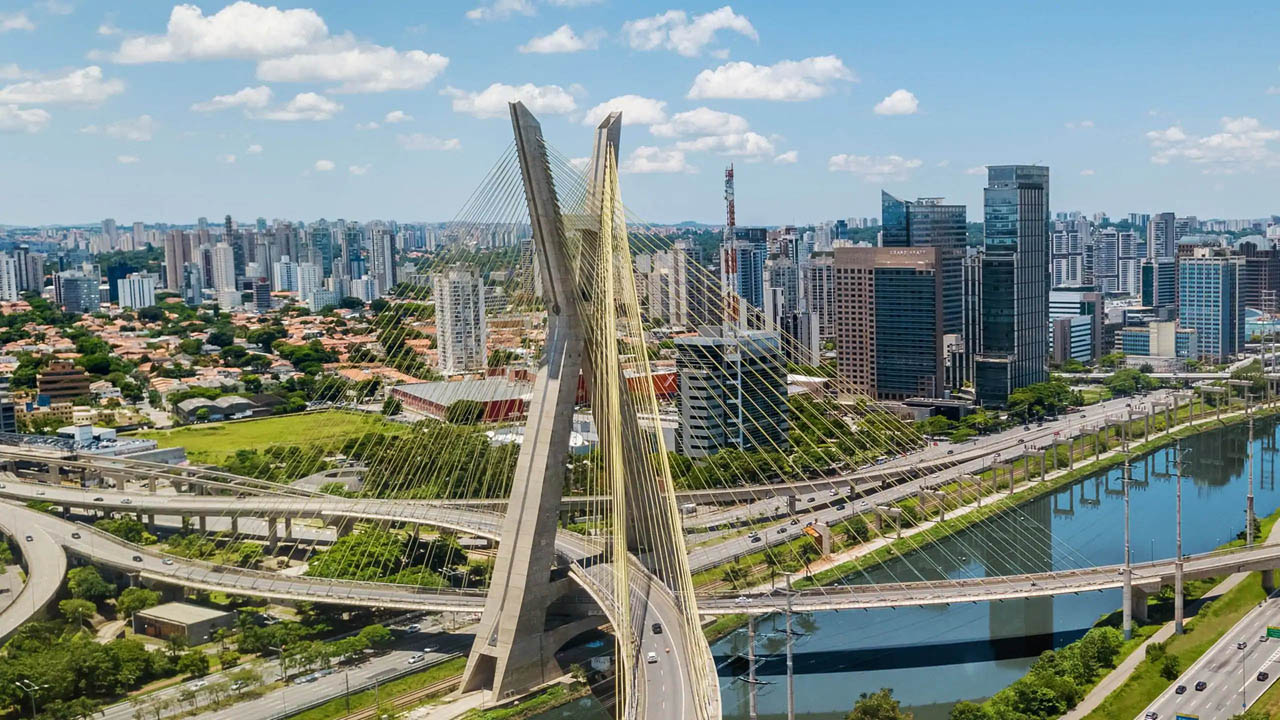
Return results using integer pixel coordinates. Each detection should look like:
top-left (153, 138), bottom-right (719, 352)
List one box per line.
top-left (1178, 248), bottom-right (1244, 362)
top-left (163, 230), bottom-right (191, 291)
top-left (1140, 257), bottom-right (1178, 316)
top-left (834, 246), bottom-right (945, 400)
top-left (211, 242), bottom-right (238, 308)
top-left (721, 227), bottom-right (767, 320)
top-left (974, 165), bottom-right (1049, 407)
top-left (1051, 218), bottom-right (1090, 287)
top-left (117, 273), bottom-right (157, 310)
top-left (272, 255), bottom-right (299, 293)
top-left (54, 270), bottom-right (100, 313)
top-left (434, 264), bottom-right (487, 374)
top-left (674, 329), bottom-right (789, 458)
top-left (0, 254), bottom-right (18, 301)
top-left (298, 262), bottom-right (323, 307)
top-left (880, 191), bottom-right (966, 335)
top-left (1148, 212), bottom-right (1176, 259)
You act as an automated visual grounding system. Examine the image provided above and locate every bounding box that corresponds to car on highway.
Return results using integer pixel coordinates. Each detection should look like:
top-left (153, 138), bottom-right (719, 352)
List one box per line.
top-left (406, 623), bottom-right (421, 633)
top-left (651, 623), bottom-right (662, 635)
top-left (0, 482), bottom-right (5, 488)
top-left (92, 497), bottom-right (103, 502)
top-left (131, 555), bottom-right (143, 562)
top-left (789, 518), bottom-right (799, 526)
top-left (646, 652), bottom-right (658, 664)
top-left (163, 558), bottom-right (174, 565)
top-left (776, 527), bottom-right (787, 535)
top-left (1175, 685), bottom-right (1186, 694)
top-left (24, 535), bottom-right (32, 542)
top-left (190, 680), bottom-right (208, 690)
top-left (70, 532), bottom-right (80, 539)
top-left (1262, 635), bottom-right (1270, 643)
top-left (407, 654), bottom-right (425, 665)
top-left (35, 489), bottom-right (44, 495)
top-left (1144, 712), bottom-right (1158, 719)
top-left (734, 596), bottom-right (748, 606)
top-left (1237, 641), bottom-right (1248, 649)
top-left (121, 498), bottom-right (132, 505)
top-left (1259, 671), bottom-right (1270, 682)
top-left (750, 535), bottom-right (762, 544)
top-left (828, 489), bottom-right (838, 497)
top-left (1194, 681), bottom-right (1207, 691)
top-left (836, 504), bottom-right (846, 511)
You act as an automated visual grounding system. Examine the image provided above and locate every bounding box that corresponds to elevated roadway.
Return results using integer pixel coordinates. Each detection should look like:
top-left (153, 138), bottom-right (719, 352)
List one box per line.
top-left (0, 503), bottom-right (66, 643)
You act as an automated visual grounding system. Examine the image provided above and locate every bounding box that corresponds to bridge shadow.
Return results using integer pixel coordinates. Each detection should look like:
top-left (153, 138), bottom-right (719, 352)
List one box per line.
top-left (714, 628), bottom-right (1090, 676)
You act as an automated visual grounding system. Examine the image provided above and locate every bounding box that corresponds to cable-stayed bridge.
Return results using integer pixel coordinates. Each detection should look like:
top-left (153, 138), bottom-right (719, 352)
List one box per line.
top-left (3, 102), bottom-right (1278, 718)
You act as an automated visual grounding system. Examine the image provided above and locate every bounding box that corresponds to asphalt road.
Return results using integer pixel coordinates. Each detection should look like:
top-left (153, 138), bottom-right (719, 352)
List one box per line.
top-left (1140, 591), bottom-right (1280, 720)
top-left (0, 502), bottom-right (65, 644)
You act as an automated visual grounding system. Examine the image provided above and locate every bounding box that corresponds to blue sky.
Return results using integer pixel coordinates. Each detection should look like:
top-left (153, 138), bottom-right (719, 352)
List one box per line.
top-left (2, 0), bottom-right (1280, 226)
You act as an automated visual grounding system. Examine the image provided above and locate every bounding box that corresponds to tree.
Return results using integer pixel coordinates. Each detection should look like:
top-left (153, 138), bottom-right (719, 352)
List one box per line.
top-left (947, 702), bottom-right (991, 720)
top-left (67, 566), bottom-right (114, 602)
top-left (357, 624), bottom-right (392, 648)
top-left (381, 395), bottom-right (403, 416)
top-left (206, 327), bottom-right (235, 347)
top-left (115, 587), bottom-right (161, 618)
top-left (176, 651), bottom-right (210, 678)
top-left (217, 650), bottom-right (241, 670)
top-left (1160, 653), bottom-right (1181, 680)
top-left (1099, 352), bottom-right (1126, 369)
top-left (847, 688), bottom-right (912, 720)
top-left (445, 400), bottom-right (486, 425)
top-left (338, 296), bottom-right (365, 310)
top-left (59, 598), bottom-right (97, 629)
top-left (1105, 368), bottom-right (1159, 397)
top-left (241, 374), bottom-right (263, 394)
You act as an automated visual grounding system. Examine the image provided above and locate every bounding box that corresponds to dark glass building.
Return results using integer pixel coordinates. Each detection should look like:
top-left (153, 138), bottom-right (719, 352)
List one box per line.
top-left (880, 191), bottom-right (966, 336)
top-left (975, 165), bottom-right (1050, 407)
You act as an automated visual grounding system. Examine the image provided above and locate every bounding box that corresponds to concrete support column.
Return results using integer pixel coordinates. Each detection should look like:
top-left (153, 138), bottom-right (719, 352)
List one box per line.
top-left (1040, 452), bottom-right (1048, 482)
top-left (1068, 438), bottom-right (1075, 469)
top-left (1145, 412), bottom-right (1151, 439)
top-left (334, 517), bottom-right (354, 538)
top-left (283, 516), bottom-right (293, 539)
top-left (114, 475), bottom-right (125, 491)
top-left (148, 476), bottom-right (157, 493)
top-left (230, 515), bottom-right (238, 535)
top-left (1131, 587), bottom-right (1149, 624)
top-left (1023, 456), bottom-right (1032, 486)
top-left (197, 515), bottom-right (206, 533)
top-left (265, 518), bottom-right (278, 549)
top-left (786, 494), bottom-right (798, 515)
top-left (1263, 569), bottom-right (1276, 595)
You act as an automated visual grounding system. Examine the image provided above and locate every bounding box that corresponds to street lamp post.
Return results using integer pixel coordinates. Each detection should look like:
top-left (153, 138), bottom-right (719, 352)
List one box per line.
top-left (13, 679), bottom-right (47, 719)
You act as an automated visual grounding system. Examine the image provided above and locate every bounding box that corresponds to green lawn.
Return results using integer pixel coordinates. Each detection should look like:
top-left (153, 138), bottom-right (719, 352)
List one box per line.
top-left (134, 411), bottom-right (405, 464)
top-left (1079, 387), bottom-right (1113, 405)
top-left (286, 657), bottom-right (464, 720)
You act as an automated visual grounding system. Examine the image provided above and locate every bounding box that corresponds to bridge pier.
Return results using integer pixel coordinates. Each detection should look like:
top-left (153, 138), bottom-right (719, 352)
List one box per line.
top-left (1130, 587), bottom-right (1149, 624)
top-left (786, 494), bottom-right (799, 515)
top-left (230, 515), bottom-right (239, 535)
top-left (283, 517), bottom-right (293, 540)
top-left (114, 474), bottom-right (125, 491)
top-left (197, 515), bottom-right (206, 533)
top-left (1263, 569), bottom-right (1275, 595)
top-left (148, 476), bottom-right (156, 493)
top-left (1023, 455), bottom-right (1032, 486)
top-left (265, 518), bottom-right (278, 550)
top-left (333, 517), bottom-right (353, 538)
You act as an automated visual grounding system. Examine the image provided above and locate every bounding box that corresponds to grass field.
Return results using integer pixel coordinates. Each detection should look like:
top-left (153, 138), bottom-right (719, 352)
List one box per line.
top-left (287, 657), bottom-right (464, 720)
top-left (134, 411), bottom-right (404, 464)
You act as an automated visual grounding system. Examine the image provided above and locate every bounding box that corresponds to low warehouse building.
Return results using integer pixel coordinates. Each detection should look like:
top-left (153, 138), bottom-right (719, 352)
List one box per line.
top-left (132, 602), bottom-right (235, 644)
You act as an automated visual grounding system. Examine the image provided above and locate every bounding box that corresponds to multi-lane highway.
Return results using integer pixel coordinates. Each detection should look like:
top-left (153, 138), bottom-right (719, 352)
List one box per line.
top-left (0, 502), bottom-right (65, 643)
top-left (1140, 590), bottom-right (1280, 720)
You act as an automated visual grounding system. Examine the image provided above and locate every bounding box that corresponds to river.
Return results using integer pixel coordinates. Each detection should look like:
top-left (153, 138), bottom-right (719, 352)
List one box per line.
top-left (532, 416), bottom-right (1280, 720)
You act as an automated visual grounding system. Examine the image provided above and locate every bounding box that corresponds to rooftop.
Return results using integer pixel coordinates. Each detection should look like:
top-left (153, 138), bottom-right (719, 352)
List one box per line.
top-left (135, 602), bottom-right (233, 625)
top-left (395, 377), bottom-right (532, 406)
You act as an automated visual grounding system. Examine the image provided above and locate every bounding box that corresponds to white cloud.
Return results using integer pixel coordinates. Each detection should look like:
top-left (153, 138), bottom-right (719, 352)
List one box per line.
top-left (190, 86), bottom-right (273, 113)
top-left (257, 93), bottom-right (342, 122)
top-left (935, 160), bottom-right (950, 168)
top-left (1065, 119), bottom-right (1096, 129)
top-left (773, 150), bottom-right (798, 164)
top-left (0, 105), bottom-right (51, 133)
top-left (355, 121), bottom-right (380, 131)
top-left (109, 2), bottom-right (329, 63)
top-left (384, 110), bottom-right (412, 124)
top-left (623, 6), bottom-right (757, 57)
top-left (246, 144), bottom-right (263, 154)
top-left (218, 154), bottom-right (236, 164)
top-left (676, 131), bottom-right (774, 160)
top-left (348, 164), bottom-right (371, 175)
top-left (873, 89), bottom-right (919, 116)
top-left (582, 94), bottom-right (667, 126)
top-left (519, 24), bottom-right (603, 53)
top-left (622, 146), bottom-right (694, 174)
top-left (116, 154), bottom-right (139, 164)
top-left (397, 133), bottom-right (462, 151)
top-left (96, 21), bottom-right (120, 35)
top-left (313, 159), bottom-right (335, 172)
top-left (569, 156), bottom-right (590, 171)
top-left (964, 165), bottom-right (986, 175)
top-left (828, 153), bottom-right (922, 182)
top-left (1146, 116), bottom-right (1280, 173)
top-left (0, 66), bottom-right (123, 105)
top-left (650, 107), bottom-right (749, 137)
top-left (688, 56), bottom-right (855, 101)
top-left (1268, 86), bottom-right (1280, 96)
top-left (466, 0), bottom-right (534, 21)
top-left (1079, 169), bottom-right (1095, 176)
top-left (546, 0), bottom-right (602, 5)
top-left (0, 13), bottom-right (35, 33)
top-left (79, 114), bottom-right (155, 141)
top-left (444, 83), bottom-right (576, 119)
top-left (256, 46), bottom-right (449, 94)
top-left (38, 1), bottom-right (73, 16)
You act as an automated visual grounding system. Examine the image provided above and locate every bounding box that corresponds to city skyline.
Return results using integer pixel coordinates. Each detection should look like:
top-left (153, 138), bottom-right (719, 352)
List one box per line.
top-left (3, 0), bottom-right (1280, 225)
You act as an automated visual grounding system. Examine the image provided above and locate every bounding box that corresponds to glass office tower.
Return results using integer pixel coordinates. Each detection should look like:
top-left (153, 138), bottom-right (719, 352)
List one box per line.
top-left (975, 165), bottom-right (1050, 407)
top-left (880, 191), bottom-right (967, 335)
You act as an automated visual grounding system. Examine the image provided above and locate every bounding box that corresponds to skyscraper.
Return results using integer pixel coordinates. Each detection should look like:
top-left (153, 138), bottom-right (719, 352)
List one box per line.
top-left (975, 165), bottom-right (1049, 407)
top-left (370, 228), bottom-right (395, 294)
top-left (1147, 212), bottom-right (1176, 259)
top-left (721, 227), bottom-right (767, 321)
top-left (211, 242), bottom-right (238, 308)
top-left (298, 262), bottom-right (323, 307)
top-left (1178, 248), bottom-right (1244, 362)
top-left (272, 255), bottom-right (299, 293)
top-left (674, 329), bottom-right (789, 458)
top-left (54, 270), bottom-right (100, 314)
top-left (880, 191), bottom-right (966, 335)
top-left (434, 264), bottom-right (487, 374)
top-left (0, 254), bottom-right (18, 301)
top-left (163, 230), bottom-right (191, 292)
top-left (117, 273), bottom-right (156, 310)
top-left (834, 246), bottom-right (945, 400)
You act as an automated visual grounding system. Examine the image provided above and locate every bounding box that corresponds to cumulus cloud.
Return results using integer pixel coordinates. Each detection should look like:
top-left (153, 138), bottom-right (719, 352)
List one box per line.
top-left (444, 83), bottom-right (576, 119)
top-left (355, 121), bottom-right (380, 131)
top-left (569, 156), bottom-right (590, 171)
top-left (116, 154), bottom-right (139, 164)
top-left (0, 66), bottom-right (124, 105)
top-left (828, 153), bottom-right (922, 182)
top-left (0, 64), bottom-right (28, 81)
top-left (1079, 169), bottom-right (1095, 176)
top-left (1268, 86), bottom-right (1280, 96)
top-left (38, 1), bottom-right (73, 15)
top-left (873, 89), bottom-right (919, 116)
top-left (582, 95), bottom-right (667, 126)
top-left (650, 107), bottom-right (749, 137)
top-left (246, 143), bottom-right (262, 154)
top-left (622, 146), bottom-right (694, 174)
top-left (257, 92), bottom-right (342, 122)
top-left (519, 24), bottom-right (604, 53)
top-left (96, 21), bottom-right (120, 35)
top-left (0, 105), bottom-right (51, 133)
top-left (348, 164), bottom-right (371, 175)
top-left (397, 133), bottom-right (462, 151)
top-left (0, 13), bottom-right (35, 33)
top-left (313, 159), bottom-right (335, 172)
top-left (109, 2), bottom-right (329, 63)
top-left (190, 86), bottom-right (272, 113)
top-left (773, 150), bottom-right (798, 164)
top-left (964, 165), bottom-right (986, 175)
top-left (384, 110), bottom-right (412, 124)
top-left (1146, 116), bottom-right (1280, 173)
top-left (79, 114), bottom-right (155, 141)
top-left (688, 56), bottom-right (855, 101)
top-left (466, 0), bottom-right (534, 20)
top-left (623, 6), bottom-right (756, 57)
top-left (1065, 119), bottom-right (1096, 129)
top-left (256, 46), bottom-right (448, 93)
top-left (676, 131), bottom-right (774, 160)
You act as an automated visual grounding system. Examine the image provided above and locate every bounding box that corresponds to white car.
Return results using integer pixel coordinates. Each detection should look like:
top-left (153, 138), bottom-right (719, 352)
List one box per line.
top-left (407, 654), bottom-right (425, 665)
top-left (190, 680), bottom-right (208, 689)
top-left (121, 498), bottom-right (133, 505)
top-left (646, 652), bottom-right (658, 664)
